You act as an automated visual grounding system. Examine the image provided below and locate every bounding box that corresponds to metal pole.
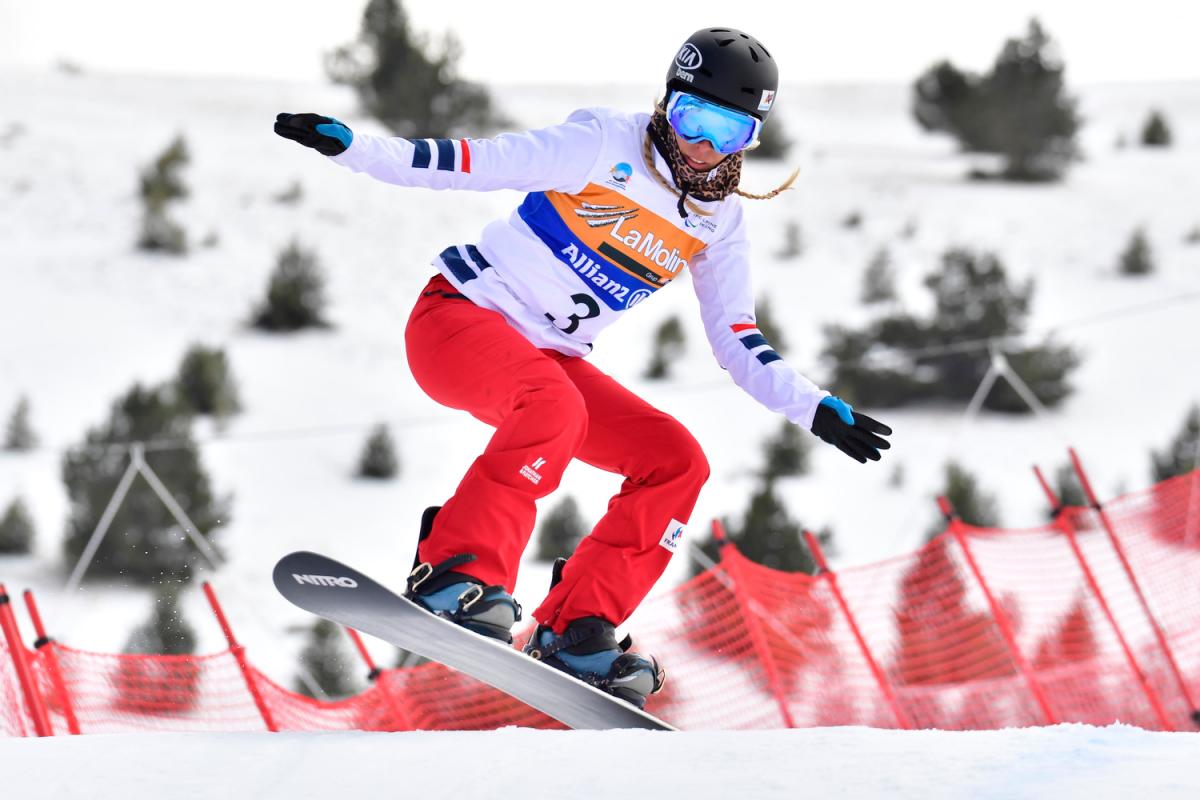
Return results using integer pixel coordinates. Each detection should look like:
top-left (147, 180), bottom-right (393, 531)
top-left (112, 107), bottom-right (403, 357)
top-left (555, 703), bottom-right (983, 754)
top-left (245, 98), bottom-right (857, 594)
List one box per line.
top-left (22, 590), bottom-right (80, 735)
top-left (202, 582), bottom-right (278, 732)
top-left (994, 351), bottom-right (1051, 418)
top-left (803, 531), bottom-right (911, 729)
top-left (136, 451), bottom-right (224, 570)
top-left (1069, 448), bottom-right (1198, 726)
top-left (61, 448), bottom-right (141, 605)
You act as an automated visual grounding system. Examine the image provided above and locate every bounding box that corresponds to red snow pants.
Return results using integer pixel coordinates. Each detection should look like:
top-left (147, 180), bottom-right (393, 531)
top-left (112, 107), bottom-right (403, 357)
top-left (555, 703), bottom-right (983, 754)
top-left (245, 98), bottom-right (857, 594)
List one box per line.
top-left (405, 275), bottom-right (710, 632)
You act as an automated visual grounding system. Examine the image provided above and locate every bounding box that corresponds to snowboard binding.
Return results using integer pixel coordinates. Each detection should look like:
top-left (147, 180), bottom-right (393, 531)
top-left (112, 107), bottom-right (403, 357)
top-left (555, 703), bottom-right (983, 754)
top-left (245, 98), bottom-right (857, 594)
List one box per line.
top-left (524, 558), bottom-right (665, 709)
top-left (404, 506), bottom-right (522, 643)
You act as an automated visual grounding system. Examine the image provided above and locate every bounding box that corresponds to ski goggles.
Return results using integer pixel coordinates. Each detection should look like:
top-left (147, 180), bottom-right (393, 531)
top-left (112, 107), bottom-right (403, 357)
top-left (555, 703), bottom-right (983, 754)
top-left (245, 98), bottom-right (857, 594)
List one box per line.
top-left (665, 91), bottom-right (762, 155)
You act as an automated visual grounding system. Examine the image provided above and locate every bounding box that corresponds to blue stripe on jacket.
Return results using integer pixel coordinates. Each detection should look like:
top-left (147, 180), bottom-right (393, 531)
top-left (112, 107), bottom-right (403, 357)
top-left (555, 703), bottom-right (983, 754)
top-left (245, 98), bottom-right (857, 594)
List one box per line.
top-left (439, 246), bottom-right (477, 284)
top-left (756, 350), bottom-right (783, 365)
top-left (410, 139), bottom-right (432, 169)
top-left (739, 333), bottom-right (770, 351)
top-left (465, 245), bottom-right (492, 271)
top-left (435, 139), bottom-right (455, 171)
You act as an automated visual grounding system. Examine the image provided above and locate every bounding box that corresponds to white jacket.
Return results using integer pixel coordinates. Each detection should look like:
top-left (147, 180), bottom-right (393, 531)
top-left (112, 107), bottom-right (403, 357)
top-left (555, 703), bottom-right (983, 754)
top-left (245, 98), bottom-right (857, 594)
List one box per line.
top-left (330, 108), bottom-right (828, 428)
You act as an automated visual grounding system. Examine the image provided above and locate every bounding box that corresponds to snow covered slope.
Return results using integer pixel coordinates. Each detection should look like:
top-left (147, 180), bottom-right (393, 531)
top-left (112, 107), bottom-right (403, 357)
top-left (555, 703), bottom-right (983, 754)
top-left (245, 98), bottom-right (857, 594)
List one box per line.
top-left (1, 71), bottom-right (1198, 688)
top-left (3, 724), bottom-right (1199, 799)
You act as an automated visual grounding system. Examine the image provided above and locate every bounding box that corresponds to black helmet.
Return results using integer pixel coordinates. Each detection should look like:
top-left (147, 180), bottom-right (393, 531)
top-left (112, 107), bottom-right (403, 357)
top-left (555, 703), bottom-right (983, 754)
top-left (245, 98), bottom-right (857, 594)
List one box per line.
top-left (665, 27), bottom-right (779, 122)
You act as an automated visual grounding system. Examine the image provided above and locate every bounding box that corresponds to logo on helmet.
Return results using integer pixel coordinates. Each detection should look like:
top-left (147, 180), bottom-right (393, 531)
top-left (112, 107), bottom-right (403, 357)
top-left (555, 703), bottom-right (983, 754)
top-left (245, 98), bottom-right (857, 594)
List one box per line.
top-left (675, 43), bottom-right (703, 71)
top-left (758, 89), bottom-right (776, 112)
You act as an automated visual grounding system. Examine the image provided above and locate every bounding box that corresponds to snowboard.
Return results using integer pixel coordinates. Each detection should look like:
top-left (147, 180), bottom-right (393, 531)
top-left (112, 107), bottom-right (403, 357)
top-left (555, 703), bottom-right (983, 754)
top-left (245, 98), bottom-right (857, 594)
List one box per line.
top-left (273, 551), bottom-right (676, 731)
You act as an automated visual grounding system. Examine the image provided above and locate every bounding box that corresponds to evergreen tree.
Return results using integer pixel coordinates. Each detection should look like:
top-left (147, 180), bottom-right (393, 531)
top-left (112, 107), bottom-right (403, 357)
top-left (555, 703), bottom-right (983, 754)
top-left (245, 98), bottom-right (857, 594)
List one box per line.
top-left (175, 344), bottom-right (241, 420)
top-left (776, 219), bottom-right (804, 259)
top-left (1033, 596), bottom-right (1098, 668)
top-left (694, 480), bottom-right (816, 577)
top-left (1185, 225), bottom-right (1200, 245)
top-left (3, 395), bottom-right (37, 451)
top-left (391, 647), bottom-right (430, 669)
top-left (534, 496), bottom-right (586, 562)
top-left (937, 461), bottom-right (1001, 535)
top-left (1140, 110), bottom-right (1172, 147)
top-left (1052, 462), bottom-right (1087, 510)
top-left (891, 536), bottom-right (1016, 685)
top-left (273, 180), bottom-right (304, 205)
top-left (0, 497), bottom-right (36, 554)
top-left (913, 19), bottom-right (1080, 181)
top-left (762, 419), bottom-right (810, 481)
top-left (1151, 404), bottom-right (1200, 482)
top-left (326, 0), bottom-right (507, 138)
top-left (644, 315), bottom-right (686, 380)
top-left (823, 247), bottom-right (1079, 413)
top-left (124, 584), bottom-right (197, 656)
top-left (821, 320), bottom-right (928, 408)
top-left (745, 113), bottom-right (791, 160)
top-left (61, 383), bottom-right (228, 583)
top-left (861, 246), bottom-right (897, 305)
top-left (114, 583), bottom-right (202, 713)
top-left (738, 480), bottom-right (814, 573)
top-left (357, 423), bottom-right (400, 479)
top-left (1118, 227), bottom-right (1154, 276)
top-left (295, 618), bottom-right (362, 699)
top-left (842, 210), bottom-right (863, 229)
top-left (252, 240), bottom-right (330, 331)
top-left (754, 297), bottom-right (787, 355)
top-left (137, 134), bottom-right (190, 254)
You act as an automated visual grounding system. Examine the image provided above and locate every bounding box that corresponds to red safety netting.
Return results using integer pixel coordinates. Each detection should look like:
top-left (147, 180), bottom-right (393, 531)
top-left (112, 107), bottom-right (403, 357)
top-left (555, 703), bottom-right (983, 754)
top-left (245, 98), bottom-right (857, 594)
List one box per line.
top-left (3, 470), bottom-right (1198, 735)
top-left (0, 635), bottom-right (36, 737)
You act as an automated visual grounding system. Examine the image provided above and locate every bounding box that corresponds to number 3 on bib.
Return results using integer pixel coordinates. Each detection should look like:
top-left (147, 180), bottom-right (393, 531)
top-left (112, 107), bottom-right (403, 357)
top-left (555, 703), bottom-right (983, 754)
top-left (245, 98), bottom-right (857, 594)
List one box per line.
top-left (545, 293), bottom-right (601, 335)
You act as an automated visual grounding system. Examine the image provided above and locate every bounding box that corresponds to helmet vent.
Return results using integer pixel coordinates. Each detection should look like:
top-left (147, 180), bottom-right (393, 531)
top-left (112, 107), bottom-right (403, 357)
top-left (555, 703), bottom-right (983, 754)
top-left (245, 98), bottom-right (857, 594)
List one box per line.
top-left (748, 46), bottom-right (760, 63)
top-left (740, 87), bottom-right (756, 96)
top-left (716, 38), bottom-right (735, 47)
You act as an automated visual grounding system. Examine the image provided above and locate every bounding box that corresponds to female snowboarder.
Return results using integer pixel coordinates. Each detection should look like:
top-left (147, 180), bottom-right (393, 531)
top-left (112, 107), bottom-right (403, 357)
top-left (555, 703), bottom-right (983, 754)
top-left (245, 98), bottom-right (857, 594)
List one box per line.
top-left (275, 27), bottom-right (892, 708)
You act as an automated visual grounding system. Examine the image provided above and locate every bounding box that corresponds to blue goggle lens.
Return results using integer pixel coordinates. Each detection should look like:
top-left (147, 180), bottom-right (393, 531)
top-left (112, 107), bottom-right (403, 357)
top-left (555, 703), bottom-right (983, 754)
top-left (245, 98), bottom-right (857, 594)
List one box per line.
top-left (666, 92), bottom-right (761, 155)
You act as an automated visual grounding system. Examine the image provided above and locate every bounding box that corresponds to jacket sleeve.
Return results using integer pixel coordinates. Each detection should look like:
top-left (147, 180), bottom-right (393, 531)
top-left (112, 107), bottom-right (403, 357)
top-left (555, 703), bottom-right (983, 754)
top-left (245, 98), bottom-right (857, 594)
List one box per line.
top-left (327, 109), bottom-right (606, 194)
top-left (689, 201), bottom-right (830, 428)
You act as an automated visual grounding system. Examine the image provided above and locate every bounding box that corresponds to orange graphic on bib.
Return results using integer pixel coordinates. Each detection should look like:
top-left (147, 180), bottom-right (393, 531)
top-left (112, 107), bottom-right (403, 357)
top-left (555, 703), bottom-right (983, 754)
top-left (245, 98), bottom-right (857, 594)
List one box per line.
top-left (544, 184), bottom-right (707, 288)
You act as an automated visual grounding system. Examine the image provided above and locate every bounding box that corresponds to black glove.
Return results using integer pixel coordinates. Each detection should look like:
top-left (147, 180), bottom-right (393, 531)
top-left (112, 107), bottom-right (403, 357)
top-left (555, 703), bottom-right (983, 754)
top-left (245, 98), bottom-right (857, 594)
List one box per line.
top-left (273, 113), bottom-right (353, 156)
top-left (810, 397), bottom-right (893, 463)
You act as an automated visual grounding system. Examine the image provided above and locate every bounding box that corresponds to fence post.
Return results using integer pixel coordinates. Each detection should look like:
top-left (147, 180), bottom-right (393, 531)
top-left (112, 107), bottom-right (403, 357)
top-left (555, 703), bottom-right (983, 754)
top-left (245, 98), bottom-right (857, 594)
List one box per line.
top-left (22, 590), bottom-right (80, 735)
top-left (940, 498), bottom-right (1059, 725)
top-left (803, 531), bottom-right (911, 729)
top-left (1068, 448), bottom-right (1199, 727)
top-left (202, 582), bottom-right (278, 732)
top-left (0, 584), bottom-right (53, 737)
top-left (713, 520), bottom-right (796, 728)
top-left (1032, 466), bottom-right (1175, 730)
top-left (344, 626), bottom-right (414, 731)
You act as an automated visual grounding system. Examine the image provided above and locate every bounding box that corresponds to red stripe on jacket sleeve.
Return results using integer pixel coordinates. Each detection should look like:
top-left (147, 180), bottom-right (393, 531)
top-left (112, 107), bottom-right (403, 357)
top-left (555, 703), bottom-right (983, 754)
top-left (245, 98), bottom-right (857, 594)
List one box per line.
top-left (459, 139), bottom-right (471, 173)
top-left (731, 323), bottom-right (758, 333)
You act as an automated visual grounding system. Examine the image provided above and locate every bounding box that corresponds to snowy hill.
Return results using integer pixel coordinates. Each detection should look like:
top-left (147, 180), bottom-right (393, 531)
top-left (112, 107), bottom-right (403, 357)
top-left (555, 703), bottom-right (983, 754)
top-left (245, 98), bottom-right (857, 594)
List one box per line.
top-left (1, 69), bottom-right (1198, 689)
top-left (5, 724), bottom-right (1200, 799)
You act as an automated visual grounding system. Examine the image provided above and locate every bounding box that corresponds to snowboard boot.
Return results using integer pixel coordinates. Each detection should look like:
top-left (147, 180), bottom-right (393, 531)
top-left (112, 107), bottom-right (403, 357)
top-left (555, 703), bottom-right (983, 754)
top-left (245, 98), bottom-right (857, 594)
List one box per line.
top-left (404, 506), bottom-right (522, 643)
top-left (523, 559), bottom-right (665, 708)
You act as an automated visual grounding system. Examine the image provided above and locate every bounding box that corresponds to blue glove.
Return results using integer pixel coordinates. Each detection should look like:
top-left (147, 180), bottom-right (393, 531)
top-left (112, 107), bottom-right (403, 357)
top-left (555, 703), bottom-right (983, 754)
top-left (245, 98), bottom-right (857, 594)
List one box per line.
top-left (274, 113), bottom-right (353, 156)
top-left (810, 396), bottom-right (893, 463)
